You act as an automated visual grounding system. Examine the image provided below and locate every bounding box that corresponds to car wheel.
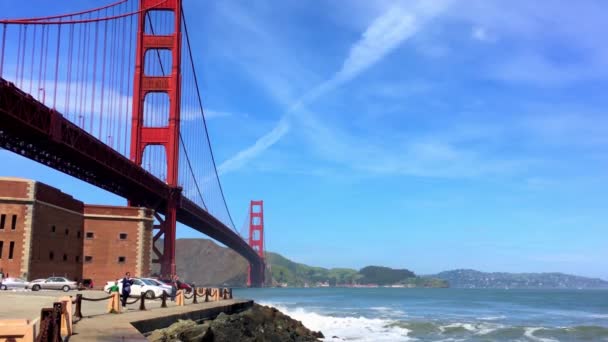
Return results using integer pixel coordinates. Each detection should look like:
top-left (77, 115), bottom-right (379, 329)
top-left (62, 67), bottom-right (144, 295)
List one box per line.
top-left (145, 290), bottom-right (155, 299)
top-left (62, 285), bottom-right (70, 292)
top-left (32, 285), bottom-right (41, 291)
top-left (0, 285), bottom-right (7, 290)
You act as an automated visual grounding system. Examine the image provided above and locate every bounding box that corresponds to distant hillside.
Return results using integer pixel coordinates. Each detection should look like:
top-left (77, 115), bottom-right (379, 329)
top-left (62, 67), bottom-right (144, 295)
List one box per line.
top-left (153, 239), bottom-right (249, 287)
top-left (166, 238), bottom-right (446, 287)
top-left (266, 251), bottom-right (361, 286)
top-left (359, 266), bottom-right (415, 285)
top-left (433, 269), bottom-right (608, 289)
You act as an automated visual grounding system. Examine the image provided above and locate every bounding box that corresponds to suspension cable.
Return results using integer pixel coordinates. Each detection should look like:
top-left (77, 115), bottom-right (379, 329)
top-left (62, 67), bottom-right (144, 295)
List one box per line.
top-left (181, 7), bottom-right (237, 231)
top-left (0, 1), bottom-right (167, 25)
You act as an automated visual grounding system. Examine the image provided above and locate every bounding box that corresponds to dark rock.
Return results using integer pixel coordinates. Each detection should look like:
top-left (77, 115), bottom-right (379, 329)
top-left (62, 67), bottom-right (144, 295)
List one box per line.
top-left (151, 304), bottom-right (323, 341)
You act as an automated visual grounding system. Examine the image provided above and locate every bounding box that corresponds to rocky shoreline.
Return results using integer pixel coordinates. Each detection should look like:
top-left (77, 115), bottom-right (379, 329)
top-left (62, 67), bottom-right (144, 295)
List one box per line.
top-left (149, 304), bottom-right (324, 342)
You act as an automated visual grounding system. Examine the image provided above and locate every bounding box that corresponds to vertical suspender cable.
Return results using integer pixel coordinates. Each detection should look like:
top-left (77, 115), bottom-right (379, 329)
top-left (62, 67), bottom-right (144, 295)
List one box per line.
top-left (52, 22), bottom-right (62, 109)
top-left (91, 21), bottom-right (100, 137)
top-left (42, 23), bottom-right (50, 105)
top-left (19, 25), bottom-right (27, 88)
top-left (37, 25), bottom-right (46, 104)
top-left (29, 25), bottom-right (37, 95)
top-left (0, 24), bottom-right (6, 77)
top-left (15, 25), bottom-right (22, 83)
top-left (65, 23), bottom-right (74, 116)
top-left (99, 19), bottom-right (108, 142)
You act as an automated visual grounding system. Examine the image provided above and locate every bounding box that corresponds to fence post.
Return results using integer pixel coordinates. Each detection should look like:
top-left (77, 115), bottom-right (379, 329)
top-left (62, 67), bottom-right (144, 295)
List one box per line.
top-left (107, 292), bottom-right (120, 313)
top-left (38, 308), bottom-right (53, 342)
top-left (139, 293), bottom-right (146, 311)
top-left (57, 296), bottom-right (73, 337)
top-left (161, 291), bottom-right (168, 308)
top-left (192, 287), bottom-right (198, 304)
top-left (51, 302), bottom-right (63, 342)
top-left (74, 294), bottom-right (83, 319)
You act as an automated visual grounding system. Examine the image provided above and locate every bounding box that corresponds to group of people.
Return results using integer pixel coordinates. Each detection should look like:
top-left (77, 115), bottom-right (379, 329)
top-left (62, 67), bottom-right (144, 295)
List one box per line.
top-left (110, 272), bottom-right (183, 307)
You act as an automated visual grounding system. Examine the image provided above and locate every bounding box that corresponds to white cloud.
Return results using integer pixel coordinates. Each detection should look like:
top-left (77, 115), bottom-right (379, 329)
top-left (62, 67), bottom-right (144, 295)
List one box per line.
top-left (219, 1), bottom-right (451, 174)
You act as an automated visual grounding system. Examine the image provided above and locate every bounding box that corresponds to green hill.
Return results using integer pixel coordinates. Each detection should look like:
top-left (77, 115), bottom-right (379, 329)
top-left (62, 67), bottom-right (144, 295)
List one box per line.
top-left (266, 252), bottom-right (446, 287)
top-left (168, 238), bottom-right (447, 287)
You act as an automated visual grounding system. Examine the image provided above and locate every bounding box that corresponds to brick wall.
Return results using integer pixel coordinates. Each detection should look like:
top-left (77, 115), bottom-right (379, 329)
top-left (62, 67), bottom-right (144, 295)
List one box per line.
top-left (83, 205), bottom-right (154, 287)
top-left (0, 178), bottom-right (32, 278)
top-left (28, 201), bottom-right (84, 281)
top-left (1, 178), bottom-right (154, 285)
top-left (0, 203), bottom-right (27, 278)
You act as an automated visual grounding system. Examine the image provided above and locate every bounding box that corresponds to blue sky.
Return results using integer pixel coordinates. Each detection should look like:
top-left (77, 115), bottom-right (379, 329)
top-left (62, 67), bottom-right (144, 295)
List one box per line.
top-left (1, 0), bottom-right (607, 279)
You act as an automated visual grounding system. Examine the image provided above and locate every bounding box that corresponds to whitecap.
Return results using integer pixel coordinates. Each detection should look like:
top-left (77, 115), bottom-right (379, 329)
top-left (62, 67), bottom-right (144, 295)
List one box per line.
top-left (258, 301), bottom-right (414, 341)
top-left (523, 327), bottom-right (559, 342)
top-left (477, 315), bottom-right (506, 321)
top-left (439, 322), bottom-right (504, 336)
top-left (589, 314), bottom-right (608, 319)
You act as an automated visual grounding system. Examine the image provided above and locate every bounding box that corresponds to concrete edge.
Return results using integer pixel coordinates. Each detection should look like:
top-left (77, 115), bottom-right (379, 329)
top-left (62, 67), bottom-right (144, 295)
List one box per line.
top-left (131, 300), bottom-right (254, 336)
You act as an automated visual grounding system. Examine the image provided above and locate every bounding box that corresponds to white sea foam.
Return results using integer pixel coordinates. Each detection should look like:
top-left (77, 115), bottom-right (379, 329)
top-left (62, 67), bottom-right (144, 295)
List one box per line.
top-left (258, 302), bottom-right (413, 341)
top-left (438, 322), bottom-right (503, 336)
top-left (589, 314), bottom-right (608, 319)
top-left (477, 315), bottom-right (506, 321)
top-left (523, 327), bottom-right (559, 342)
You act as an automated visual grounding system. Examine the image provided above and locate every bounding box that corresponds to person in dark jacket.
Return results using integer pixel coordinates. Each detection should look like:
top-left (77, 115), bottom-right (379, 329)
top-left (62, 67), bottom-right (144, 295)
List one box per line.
top-left (170, 275), bottom-right (178, 301)
top-left (121, 272), bottom-right (134, 307)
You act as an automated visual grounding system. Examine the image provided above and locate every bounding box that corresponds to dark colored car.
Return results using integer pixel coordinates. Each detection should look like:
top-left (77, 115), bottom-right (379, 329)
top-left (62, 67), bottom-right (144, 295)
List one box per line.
top-left (80, 278), bottom-right (94, 289)
top-left (160, 279), bottom-right (192, 293)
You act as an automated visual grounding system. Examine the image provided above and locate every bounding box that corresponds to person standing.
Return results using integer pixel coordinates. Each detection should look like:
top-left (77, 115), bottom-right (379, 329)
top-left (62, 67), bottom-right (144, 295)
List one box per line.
top-left (121, 272), bottom-right (134, 308)
top-left (0, 268), bottom-right (4, 286)
top-left (109, 281), bottom-right (120, 294)
top-left (170, 275), bottom-right (178, 302)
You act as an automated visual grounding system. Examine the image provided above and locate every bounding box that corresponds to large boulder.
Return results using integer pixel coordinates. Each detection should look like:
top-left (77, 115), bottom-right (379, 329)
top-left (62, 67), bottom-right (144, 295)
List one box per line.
top-left (149, 304), bottom-right (323, 342)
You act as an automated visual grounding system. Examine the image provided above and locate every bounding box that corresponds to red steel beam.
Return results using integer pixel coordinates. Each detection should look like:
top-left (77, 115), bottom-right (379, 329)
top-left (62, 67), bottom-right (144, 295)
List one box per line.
top-left (0, 78), bottom-right (263, 281)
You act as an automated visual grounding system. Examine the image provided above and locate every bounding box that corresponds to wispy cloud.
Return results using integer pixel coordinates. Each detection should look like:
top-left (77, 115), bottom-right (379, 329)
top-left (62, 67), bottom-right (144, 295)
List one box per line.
top-left (219, 1), bottom-right (450, 174)
top-left (218, 117), bottom-right (290, 175)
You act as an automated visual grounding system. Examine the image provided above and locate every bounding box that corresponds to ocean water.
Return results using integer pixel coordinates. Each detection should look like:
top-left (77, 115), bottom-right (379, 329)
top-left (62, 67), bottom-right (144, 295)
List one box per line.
top-left (233, 288), bottom-right (608, 341)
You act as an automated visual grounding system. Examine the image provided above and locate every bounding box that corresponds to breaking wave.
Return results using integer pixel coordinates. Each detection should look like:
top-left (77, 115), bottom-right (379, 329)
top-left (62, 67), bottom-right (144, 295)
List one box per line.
top-left (259, 302), bottom-right (608, 341)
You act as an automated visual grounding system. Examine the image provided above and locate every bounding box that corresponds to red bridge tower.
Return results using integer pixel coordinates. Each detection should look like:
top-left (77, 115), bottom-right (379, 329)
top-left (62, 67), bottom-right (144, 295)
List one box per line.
top-left (248, 200), bottom-right (266, 287)
top-left (130, 0), bottom-right (183, 277)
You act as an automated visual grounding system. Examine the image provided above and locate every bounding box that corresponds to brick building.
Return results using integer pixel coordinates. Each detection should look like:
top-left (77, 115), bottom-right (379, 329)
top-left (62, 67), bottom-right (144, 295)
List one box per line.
top-left (0, 178), bottom-right (153, 287)
top-left (83, 205), bottom-right (153, 286)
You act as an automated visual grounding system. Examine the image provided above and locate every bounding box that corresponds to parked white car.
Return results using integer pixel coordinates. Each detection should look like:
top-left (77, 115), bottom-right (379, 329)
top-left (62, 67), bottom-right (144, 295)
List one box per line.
top-left (26, 277), bottom-right (77, 292)
top-left (141, 278), bottom-right (172, 295)
top-left (0, 277), bottom-right (30, 290)
top-left (103, 278), bottom-right (165, 299)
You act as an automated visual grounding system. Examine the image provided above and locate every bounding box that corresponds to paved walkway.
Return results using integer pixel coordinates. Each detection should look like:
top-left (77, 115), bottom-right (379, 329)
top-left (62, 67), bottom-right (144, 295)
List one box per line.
top-left (0, 290), bottom-right (252, 341)
top-left (71, 299), bottom-right (252, 341)
top-left (0, 290), bottom-right (180, 320)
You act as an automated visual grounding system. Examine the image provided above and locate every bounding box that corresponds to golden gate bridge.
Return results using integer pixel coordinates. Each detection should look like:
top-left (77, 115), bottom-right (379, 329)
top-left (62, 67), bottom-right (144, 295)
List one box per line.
top-left (0, 0), bottom-right (266, 286)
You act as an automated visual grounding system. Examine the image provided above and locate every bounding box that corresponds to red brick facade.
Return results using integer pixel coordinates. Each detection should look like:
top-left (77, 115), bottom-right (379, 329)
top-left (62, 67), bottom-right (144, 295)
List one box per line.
top-left (83, 205), bottom-right (153, 286)
top-left (0, 178), bottom-right (153, 286)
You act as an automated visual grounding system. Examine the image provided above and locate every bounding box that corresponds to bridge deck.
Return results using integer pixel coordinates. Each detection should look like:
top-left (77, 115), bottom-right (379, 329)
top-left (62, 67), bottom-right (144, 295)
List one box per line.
top-left (0, 78), bottom-right (263, 281)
